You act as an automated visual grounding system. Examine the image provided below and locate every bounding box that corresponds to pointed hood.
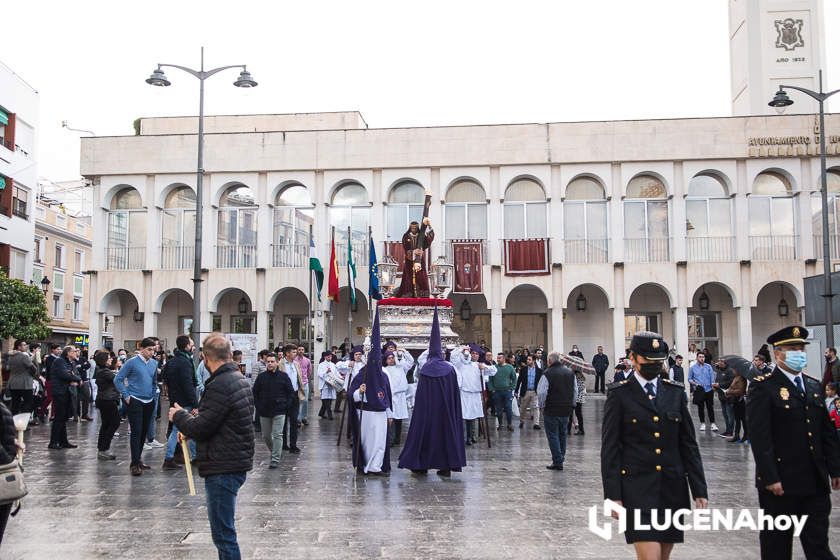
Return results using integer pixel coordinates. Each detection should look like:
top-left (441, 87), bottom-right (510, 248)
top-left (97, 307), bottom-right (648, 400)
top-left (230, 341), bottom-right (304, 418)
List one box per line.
top-left (419, 304), bottom-right (456, 378)
top-left (348, 306), bottom-right (391, 411)
top-left (428, 304), bottom-right (443, 360)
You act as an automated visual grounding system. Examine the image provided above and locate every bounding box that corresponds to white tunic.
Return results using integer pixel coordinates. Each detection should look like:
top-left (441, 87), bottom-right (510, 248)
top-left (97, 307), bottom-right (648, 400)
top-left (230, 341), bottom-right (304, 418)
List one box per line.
top-left (337, 356), bottom-right (366, 388)
top-left (318, 361), bottom-right (339, 400)
top-left (353, 389), bottom-right (392, 473)
top-left (384, 352), bottom-right (413, 420)
top-left (450, 351), bottom-right (485, 420)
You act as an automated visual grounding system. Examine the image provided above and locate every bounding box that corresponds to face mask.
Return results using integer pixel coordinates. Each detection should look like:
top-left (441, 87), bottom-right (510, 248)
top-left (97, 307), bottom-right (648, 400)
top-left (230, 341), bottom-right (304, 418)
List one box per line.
top-left (638, 363), bottom-right (662, 380)
top-left (783, 350), bottom-right (807, 372)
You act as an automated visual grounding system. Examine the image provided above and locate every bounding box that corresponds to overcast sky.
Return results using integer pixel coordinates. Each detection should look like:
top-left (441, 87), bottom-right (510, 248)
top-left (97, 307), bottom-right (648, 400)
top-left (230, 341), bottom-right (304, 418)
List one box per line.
top-left (3, 0), bottom-right (839, 181)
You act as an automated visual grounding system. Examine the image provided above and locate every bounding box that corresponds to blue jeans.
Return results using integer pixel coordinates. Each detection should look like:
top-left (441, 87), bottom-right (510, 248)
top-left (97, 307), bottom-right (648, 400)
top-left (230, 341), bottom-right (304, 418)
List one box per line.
top-left (543, 415), bottom-right (570, 466)
top-left (298, 383), bottom-right (309, 422)
top-left (146, 391), bottom-right (160, 443)
top-left (492, 390), bottom-right (513, 426)
top-left (165, 406), bottom-right (196, 461)
top-left (205, 473), bottom-right (247, 560)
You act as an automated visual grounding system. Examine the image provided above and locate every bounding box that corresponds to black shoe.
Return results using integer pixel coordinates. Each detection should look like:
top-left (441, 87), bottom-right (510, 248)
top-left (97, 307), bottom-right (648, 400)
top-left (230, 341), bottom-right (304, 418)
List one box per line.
top-left (162, 459), bottom-right (180, 471)
top-left (533, 425), bottom-right (541, 430)
top-left (60, 443), bottom-right (78, 449)
top-left (411, 469), bottom-right (428, 475)
top-left (289, 447), bottom-right (301, 454)
top-left (301, 419), bottom-right (308, 426)
top-left (269, 462), bottom-right (279, 469)
top-left (546, 464), bottom-right (563, 471)
top-left (465, 440), bottom-right (472, 446)
top-left (130, 465), bottom-right (142, 476)
top-left (519, 422), bottom-right (524, 429)
top-left (437, 469), bottom-right (451, 477)
top-left (282, 446), bottom-right (290, 451)
top-left (48, 443), bottom-right (64, 450)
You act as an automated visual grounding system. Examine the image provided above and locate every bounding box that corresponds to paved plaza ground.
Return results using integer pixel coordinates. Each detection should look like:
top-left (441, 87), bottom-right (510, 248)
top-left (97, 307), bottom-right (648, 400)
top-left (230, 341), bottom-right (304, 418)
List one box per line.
top-left (3, 395), bottom-right (838, 559)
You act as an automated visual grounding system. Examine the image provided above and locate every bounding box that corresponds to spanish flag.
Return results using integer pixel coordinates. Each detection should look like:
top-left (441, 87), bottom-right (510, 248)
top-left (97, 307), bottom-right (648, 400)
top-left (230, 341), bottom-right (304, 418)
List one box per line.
top-left (327, 230), bottom-right (340, 302)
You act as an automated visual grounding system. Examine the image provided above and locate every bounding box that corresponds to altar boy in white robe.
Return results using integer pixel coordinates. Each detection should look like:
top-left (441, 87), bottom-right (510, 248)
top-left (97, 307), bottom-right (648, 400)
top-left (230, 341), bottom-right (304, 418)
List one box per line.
top-left (450, 344), bottom-right (494, 445)
top-left (348, 310), bottom-right (393, 476)
top-left (384, 349), bottom-right (413, 446)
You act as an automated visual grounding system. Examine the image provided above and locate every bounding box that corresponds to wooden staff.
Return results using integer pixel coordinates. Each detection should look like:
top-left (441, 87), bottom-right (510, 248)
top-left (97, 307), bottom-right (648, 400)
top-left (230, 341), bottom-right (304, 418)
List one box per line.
top-left (179, 433), bottom-right (196, 496)
top-left (478, 367), bottom-right (492, 449)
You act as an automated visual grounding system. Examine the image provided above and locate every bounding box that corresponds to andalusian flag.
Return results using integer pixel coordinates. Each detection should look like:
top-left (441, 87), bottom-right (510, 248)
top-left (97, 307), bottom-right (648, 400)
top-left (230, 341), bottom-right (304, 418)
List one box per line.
top-left (309, 236), bottom-right (324, 301)
top-left (369, 236), bottom-right (382, 301)
top-left (347, 231), bottom-right (357, 306)
top-left (328, 233), bottom-right (340, 302)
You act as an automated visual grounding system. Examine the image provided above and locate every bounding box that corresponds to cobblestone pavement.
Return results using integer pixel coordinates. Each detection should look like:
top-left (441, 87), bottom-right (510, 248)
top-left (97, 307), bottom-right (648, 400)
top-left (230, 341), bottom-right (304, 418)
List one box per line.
top-left (3, 395), bottom-right (838, 559)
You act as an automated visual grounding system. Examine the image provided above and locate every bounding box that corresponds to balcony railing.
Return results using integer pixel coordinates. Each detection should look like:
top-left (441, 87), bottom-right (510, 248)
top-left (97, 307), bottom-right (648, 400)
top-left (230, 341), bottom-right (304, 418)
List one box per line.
top-left (106, 246), bottom-right (146, 270)
top-left (687, 236), bottom-right (734, 262)
top-left (503, 238), bottom-right (550, 275)
top-left (11, 199), bottom-right (27, 220)
top-left (216, 244), bottom-right (257, 268)
top-left (563, 239), bottom-right (609, 264)
top-left (272, 243), bottom-right (308, 267)
top-left (750, 235), bottom-right (797, 261)
top-left (160, 245), bottom-right (194, 270)
top-left (329, 241), bottom-right (368, 268)
top-left (0, 137), bottom-right (12, 151)
top-left (625, 238), bottom-right (670, 263)
top-left (813, 234), bottom-right (840, 260)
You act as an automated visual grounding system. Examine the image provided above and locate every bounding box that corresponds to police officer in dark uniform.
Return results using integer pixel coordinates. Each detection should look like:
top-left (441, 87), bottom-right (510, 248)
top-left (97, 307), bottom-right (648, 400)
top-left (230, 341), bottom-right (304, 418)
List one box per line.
top-left (601, 331), bottom-right (708, 560)
top-left (746, 326), bottom-right (840, 560)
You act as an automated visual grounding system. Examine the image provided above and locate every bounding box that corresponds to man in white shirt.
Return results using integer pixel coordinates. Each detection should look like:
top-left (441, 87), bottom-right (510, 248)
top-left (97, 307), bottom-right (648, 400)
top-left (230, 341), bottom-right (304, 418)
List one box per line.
top-left (280, 345), bottom-right (303, 454)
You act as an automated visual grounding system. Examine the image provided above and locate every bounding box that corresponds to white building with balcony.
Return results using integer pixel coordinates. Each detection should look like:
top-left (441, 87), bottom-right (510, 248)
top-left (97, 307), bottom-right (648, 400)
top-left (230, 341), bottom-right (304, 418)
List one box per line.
top-left (80, 110), bottom-right (840, 361)
top-left (0, 60), bottom-right (39, 284)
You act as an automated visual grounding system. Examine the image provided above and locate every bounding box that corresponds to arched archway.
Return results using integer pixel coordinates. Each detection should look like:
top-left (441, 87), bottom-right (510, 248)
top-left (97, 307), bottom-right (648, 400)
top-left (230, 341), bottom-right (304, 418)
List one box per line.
top-left (269, 287), bottom-right (310, 350)
top-left (154, 289), bottom-right (193, 349)
top-left (210, 288), bottom-right (255, 334)
top-left (626, 284), bottom-right (674, 350)
top-left (752, 282), bottom-right (803, 350)
top-left (564, 284), bottom-right (612, 360)
top-left (449, 293), bottom-right (489, 346)
top-left (99, 289), bottom-right (144, 351)
top-left (328, 287), bottom-right (370, 349)
top-left (689, 283), bottom-right (737, 358)
top-left (503, 284), bottom-right (548, 352)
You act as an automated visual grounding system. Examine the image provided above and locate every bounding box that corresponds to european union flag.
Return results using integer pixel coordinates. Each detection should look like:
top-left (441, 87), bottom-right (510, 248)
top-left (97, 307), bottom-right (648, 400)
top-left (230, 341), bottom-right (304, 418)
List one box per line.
top-left (369, 237), bottom-right (382, 300)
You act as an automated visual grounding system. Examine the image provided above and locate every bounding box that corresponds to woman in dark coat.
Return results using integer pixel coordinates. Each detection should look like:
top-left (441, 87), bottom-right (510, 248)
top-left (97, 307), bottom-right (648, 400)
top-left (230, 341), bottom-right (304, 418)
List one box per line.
top-left (47, 346), bottom-right (81, 450)
top-left (93, 350), bottom-right (120, 460)
top-left (0, 401), bottom-right (22, 546)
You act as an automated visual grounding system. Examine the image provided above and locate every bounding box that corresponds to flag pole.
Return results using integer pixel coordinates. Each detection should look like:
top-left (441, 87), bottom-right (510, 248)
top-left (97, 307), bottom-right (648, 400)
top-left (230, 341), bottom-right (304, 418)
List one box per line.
top-left (308, 224), bottom-right (314, 360)
top-left (347, 226), bottom-right (353, 350)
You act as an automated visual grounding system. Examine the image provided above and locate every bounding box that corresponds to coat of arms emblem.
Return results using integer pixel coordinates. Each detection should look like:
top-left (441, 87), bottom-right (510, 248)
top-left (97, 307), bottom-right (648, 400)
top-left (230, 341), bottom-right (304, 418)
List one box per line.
top-left (774, 18), bottom-right (804, 51)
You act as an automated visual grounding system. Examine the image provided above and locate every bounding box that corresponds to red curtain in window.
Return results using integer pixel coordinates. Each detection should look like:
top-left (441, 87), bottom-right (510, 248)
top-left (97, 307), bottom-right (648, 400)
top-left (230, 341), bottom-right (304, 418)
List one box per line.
top-left (505, 239), bottom-right (548, 275)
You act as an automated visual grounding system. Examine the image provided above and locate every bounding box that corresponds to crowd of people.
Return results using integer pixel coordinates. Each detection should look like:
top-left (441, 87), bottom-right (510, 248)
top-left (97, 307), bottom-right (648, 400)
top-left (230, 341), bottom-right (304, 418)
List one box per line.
top-left (2, 320), bottom-right (840, 559)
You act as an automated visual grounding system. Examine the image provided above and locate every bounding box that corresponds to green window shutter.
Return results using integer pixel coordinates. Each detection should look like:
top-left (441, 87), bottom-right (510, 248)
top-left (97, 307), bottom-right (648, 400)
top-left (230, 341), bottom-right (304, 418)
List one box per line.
top-left (0, 110), bottom-right (8, 126)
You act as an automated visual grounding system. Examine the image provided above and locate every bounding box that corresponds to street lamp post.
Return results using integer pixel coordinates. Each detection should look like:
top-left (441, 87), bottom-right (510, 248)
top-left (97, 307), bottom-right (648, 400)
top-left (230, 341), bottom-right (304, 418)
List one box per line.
top-left (769, 70), bottom-right (840, 348)
top-left (146, 47), bottom-right (257, 355)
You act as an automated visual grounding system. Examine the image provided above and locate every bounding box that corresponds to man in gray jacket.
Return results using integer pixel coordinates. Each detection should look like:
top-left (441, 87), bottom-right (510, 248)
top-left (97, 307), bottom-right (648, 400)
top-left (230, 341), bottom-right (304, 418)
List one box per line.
top-left (7, 340), bottom-right (39, 416)
top-left (537, 352), bottom-right (577, 471)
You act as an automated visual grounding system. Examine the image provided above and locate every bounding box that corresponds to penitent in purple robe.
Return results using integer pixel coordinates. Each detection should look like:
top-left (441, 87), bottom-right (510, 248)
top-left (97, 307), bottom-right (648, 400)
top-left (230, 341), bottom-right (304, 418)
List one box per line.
top-left (398, 306), bottom-right (466, 472)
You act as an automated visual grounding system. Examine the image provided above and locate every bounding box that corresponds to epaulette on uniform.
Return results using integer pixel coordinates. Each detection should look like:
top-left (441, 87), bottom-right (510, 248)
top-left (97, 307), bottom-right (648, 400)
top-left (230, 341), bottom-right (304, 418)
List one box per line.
top-left (606, 380), bottom-right (630, 391)
top-left (752, 372), bottom-right (773, 383)
top-left (662, 378), bottom-right (684, 388)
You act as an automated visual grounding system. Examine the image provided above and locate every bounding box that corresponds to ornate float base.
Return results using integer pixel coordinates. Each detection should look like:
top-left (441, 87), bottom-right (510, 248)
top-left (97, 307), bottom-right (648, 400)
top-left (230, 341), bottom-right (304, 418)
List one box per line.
top-left (377, 298), bottom-right (460, 350)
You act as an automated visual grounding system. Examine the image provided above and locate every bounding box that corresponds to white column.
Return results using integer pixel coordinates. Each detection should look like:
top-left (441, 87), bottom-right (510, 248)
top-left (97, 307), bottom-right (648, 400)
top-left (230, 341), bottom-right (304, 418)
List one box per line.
top-left (491, 308), bottom-right (503, 355)
top-left (257, 172), bottom-right (271, 269)
top-left (550, 307), bottom-right (563, 352)
top-left (488, 167), bottom-right (502, 267)
top-left (612, 306), bottom-right (626, 359)
top-left (610, 163), bottom-right (624, 262)
top-left (674, 306), bottom-right (689, 356)
top-left (143, 312), bottom-right (158, 338)
top-left (737, 305), bottom-right (753, 360)
top-left (734, 161), bottom-right (750, 261)
top-left (256, 310), bottom-right (269, 353)
top-left (672, 162), bottom-right (686, 262)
